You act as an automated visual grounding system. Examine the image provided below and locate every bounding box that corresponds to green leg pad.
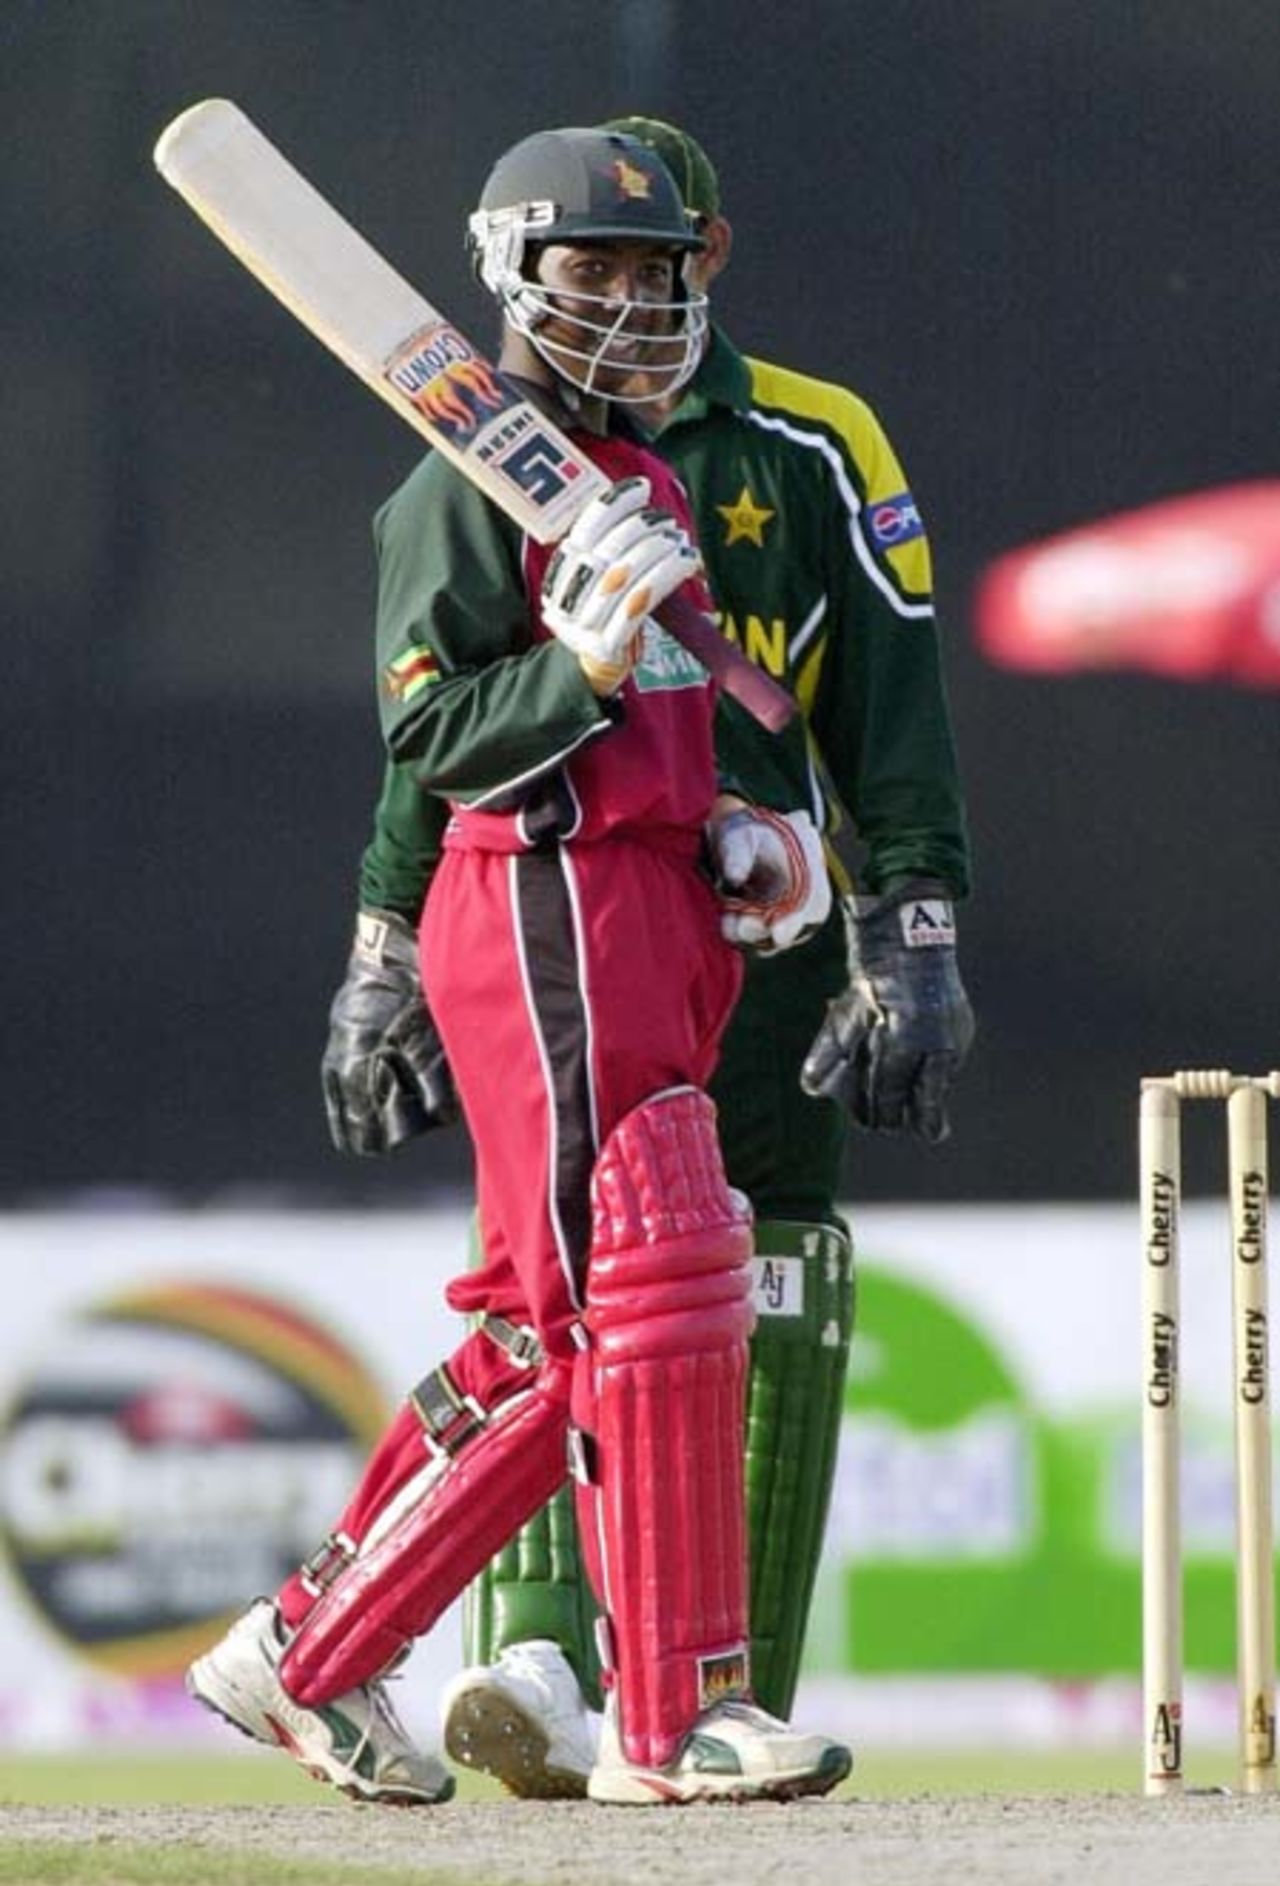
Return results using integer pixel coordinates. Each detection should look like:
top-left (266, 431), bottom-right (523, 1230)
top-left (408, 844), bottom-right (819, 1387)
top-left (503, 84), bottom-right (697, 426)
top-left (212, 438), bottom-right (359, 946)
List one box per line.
top-left (462, 1480), bottom-right (603, 1710)
top-left (461, 1197), bottom-right (600, 1703)
top-left (746, 1219), bottom-right (855, 1718)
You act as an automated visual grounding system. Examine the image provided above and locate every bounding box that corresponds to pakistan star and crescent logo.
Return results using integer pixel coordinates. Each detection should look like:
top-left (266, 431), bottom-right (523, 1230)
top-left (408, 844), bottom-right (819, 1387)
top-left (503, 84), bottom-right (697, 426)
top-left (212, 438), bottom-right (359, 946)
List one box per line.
top-left (716, 485), bottom-right (775, 548)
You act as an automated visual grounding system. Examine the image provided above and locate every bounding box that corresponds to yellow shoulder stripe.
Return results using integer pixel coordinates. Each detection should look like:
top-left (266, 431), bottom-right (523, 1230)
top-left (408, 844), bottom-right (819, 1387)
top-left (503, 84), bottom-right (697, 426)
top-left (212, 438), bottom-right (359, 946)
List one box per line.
top-left (745, 356), bottom-right (933, 601)
top-left (747, 357), bottom-right (882, 469)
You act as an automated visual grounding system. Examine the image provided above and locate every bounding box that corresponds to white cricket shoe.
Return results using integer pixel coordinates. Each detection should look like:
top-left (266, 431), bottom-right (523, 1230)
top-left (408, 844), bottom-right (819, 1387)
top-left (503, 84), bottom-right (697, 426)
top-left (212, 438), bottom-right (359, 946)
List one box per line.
top-left (440, 1640), bottom-right (599, 1799)
top-left (587, 1695), bottom-right (852, 1806)
top-left (187, 1599), bottom-right (454, 1806)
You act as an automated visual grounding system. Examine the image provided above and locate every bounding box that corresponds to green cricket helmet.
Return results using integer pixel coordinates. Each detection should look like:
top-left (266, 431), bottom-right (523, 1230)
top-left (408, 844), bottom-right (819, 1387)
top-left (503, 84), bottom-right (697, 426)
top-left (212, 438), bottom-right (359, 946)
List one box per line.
top-left (466, 126), bottom-right (708, 403)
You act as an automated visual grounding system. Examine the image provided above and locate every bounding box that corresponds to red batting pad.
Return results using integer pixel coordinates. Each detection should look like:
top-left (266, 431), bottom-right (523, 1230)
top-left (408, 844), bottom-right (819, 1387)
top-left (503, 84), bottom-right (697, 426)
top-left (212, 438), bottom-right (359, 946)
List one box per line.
top-left (281, 1359), bottom-right (571, 1703)
top-left (576, 1087), bottom-right (756, 1767)
top-left (974, 482), bottom-right (1280, 686)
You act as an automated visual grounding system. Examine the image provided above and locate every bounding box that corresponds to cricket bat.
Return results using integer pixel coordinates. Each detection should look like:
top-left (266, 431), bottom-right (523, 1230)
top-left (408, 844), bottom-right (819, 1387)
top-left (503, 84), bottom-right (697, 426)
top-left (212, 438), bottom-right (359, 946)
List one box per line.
top-left (153, 99), bottom-right (794, 732)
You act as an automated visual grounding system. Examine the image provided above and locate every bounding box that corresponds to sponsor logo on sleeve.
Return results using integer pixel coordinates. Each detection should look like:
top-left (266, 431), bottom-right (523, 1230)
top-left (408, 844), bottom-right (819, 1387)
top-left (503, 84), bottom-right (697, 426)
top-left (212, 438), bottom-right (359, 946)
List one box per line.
top-left (868, 492), bottom-right (925, 550)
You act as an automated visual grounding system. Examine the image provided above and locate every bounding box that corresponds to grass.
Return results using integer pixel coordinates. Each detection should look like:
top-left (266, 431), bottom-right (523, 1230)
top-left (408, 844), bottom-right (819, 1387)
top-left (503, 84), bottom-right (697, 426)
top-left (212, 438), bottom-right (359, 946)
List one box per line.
top-left (0, 1754), bottom-right (345, 1809)
top-left (0, 1849), bottom-right (503, 1886)
top-left (0, 1743), bottom-right (1231, 1804)
top-left (850, 1745), bottom-right (1239, 1795)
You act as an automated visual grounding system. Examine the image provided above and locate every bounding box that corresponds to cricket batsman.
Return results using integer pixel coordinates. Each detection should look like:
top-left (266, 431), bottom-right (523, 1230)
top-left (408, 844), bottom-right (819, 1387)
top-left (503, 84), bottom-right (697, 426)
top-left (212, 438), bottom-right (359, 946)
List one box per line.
top-left (188, 125), bottom-right (851, 1807)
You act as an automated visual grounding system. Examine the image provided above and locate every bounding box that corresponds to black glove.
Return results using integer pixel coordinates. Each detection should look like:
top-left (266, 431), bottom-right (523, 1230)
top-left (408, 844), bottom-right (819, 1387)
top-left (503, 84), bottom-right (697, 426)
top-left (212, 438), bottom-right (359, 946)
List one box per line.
top-left (800, 882), bottom-right (974, 1143)
top-left (321, 909), bottom-right (458, 1156)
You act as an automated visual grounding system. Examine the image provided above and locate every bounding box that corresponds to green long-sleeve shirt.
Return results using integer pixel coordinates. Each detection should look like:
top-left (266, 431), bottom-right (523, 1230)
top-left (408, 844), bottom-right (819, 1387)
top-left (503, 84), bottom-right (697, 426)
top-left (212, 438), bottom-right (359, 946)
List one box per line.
top-left (360, 326), bottom-right (970, 916)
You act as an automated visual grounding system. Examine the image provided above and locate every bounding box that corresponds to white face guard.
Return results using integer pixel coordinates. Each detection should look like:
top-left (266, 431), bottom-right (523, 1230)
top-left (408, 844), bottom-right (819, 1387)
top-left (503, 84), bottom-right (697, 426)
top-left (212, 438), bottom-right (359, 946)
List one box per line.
top-left (469, 204), bottom-right (708, 405)
top-left (507, 274), bottom-right (709, 403)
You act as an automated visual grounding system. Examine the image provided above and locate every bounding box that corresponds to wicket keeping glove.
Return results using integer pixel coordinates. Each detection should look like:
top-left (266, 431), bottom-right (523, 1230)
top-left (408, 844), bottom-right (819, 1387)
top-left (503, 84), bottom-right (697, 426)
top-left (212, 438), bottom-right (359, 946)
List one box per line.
top-left (708, 802), bottom-right (832, 955)
top-left (801, 881), bottom-right (974, 1141)
top-left (541, 476), bottom-right (701, 695)
top-left (322, 908), bottom-right (458, 1157)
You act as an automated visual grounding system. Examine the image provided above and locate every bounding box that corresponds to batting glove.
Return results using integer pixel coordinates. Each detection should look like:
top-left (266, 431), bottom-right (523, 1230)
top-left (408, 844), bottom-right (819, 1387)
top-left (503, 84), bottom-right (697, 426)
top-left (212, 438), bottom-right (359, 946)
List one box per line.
top-left (709, 802), bottom-right (832, 954)
top-left (322, 909), bottom-right (458, 1156)
top-left (541, 477), bottom-right (701, 694)
top-left (801, 882), bottom-right (975, 1142)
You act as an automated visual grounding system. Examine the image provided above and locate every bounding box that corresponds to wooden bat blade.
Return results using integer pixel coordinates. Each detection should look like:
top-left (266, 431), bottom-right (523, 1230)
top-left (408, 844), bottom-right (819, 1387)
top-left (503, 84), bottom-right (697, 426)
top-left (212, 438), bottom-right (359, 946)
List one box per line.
top-left (154, 99), bottom-right (794, 730)
top-left (154, 99), bottom-right (607, 541)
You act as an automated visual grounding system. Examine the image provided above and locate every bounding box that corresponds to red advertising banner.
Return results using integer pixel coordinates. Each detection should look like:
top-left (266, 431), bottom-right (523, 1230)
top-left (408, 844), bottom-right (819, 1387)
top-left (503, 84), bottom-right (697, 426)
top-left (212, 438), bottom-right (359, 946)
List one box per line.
top-left (974, 483), bottom-right (1280, 687)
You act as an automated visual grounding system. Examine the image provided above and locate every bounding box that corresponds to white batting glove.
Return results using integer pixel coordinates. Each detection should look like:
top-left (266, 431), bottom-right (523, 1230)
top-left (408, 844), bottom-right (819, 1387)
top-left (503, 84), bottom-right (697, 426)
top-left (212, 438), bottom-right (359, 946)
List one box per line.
top-left (709, 804), bottom-right (833, 955)
top-left (541, 477), bottom-right (702, 694)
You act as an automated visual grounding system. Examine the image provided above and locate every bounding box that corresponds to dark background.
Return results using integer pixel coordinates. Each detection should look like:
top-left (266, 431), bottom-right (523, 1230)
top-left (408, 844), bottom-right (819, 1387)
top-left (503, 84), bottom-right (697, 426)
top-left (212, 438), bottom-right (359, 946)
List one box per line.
top-left (6, 2), bottom-right (1277, 1208)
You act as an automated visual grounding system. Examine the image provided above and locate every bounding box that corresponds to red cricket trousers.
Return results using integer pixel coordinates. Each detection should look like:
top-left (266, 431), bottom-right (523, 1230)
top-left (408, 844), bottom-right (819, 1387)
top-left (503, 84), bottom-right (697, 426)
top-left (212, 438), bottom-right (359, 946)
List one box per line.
top-left (424, 836), bottom-right (742, 1389)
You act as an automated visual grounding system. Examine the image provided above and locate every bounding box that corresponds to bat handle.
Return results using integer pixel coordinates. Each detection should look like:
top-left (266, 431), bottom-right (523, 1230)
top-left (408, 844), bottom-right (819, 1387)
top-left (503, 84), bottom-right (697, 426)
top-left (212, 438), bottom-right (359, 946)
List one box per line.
top-left (655, 591), bottom-right (796, 732)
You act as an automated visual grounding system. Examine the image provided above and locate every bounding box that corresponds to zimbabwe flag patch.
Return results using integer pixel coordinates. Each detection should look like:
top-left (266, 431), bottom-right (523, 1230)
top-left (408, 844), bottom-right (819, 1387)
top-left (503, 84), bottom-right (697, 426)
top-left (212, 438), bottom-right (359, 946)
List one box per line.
top-left (383, 643), bottom-right (441, 704)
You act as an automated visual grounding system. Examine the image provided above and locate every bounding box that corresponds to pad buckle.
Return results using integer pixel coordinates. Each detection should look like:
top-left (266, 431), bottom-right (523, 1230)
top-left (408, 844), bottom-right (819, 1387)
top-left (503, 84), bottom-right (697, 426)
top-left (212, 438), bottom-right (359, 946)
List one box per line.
top-left (298, 1530), bottom-right (356, 1596)
top-left (479, 1312), bottom-right (543, 1370)
top-left (411, 1365), bottom-right (488, 1457)
top-left (424, 1393), bottom-right (488, 1460)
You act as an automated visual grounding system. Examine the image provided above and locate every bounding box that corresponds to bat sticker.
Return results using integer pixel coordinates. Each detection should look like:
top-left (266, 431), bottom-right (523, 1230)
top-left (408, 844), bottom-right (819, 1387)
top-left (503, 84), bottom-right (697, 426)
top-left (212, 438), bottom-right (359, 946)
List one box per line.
top-left (486, 428), bottom-right (589, 509)
top-left (384, 322), bottom-right (520, 442)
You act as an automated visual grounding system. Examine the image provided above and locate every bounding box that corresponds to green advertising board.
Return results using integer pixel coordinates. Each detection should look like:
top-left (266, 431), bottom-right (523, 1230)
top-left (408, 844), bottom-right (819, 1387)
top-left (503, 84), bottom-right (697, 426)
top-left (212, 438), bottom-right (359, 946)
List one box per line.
top-left (813, 1262), bottom-right (1277, 1677)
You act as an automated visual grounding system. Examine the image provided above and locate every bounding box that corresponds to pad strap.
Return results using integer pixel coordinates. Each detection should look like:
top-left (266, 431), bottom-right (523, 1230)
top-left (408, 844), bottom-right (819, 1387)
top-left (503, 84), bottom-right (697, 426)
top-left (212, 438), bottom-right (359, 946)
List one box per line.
top-left (297, 1530), bottom-right (356, 1599)
top-left (409, 1363), bottom-right (487, 1455)
top-left (477, 1311), bottom-right (543, 1370)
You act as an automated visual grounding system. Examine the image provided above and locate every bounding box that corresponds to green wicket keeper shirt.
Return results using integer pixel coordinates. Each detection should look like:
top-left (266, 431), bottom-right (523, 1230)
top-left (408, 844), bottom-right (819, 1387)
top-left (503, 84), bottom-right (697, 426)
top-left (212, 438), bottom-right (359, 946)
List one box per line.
top-left (654, 326), bottom-right (969, 900)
